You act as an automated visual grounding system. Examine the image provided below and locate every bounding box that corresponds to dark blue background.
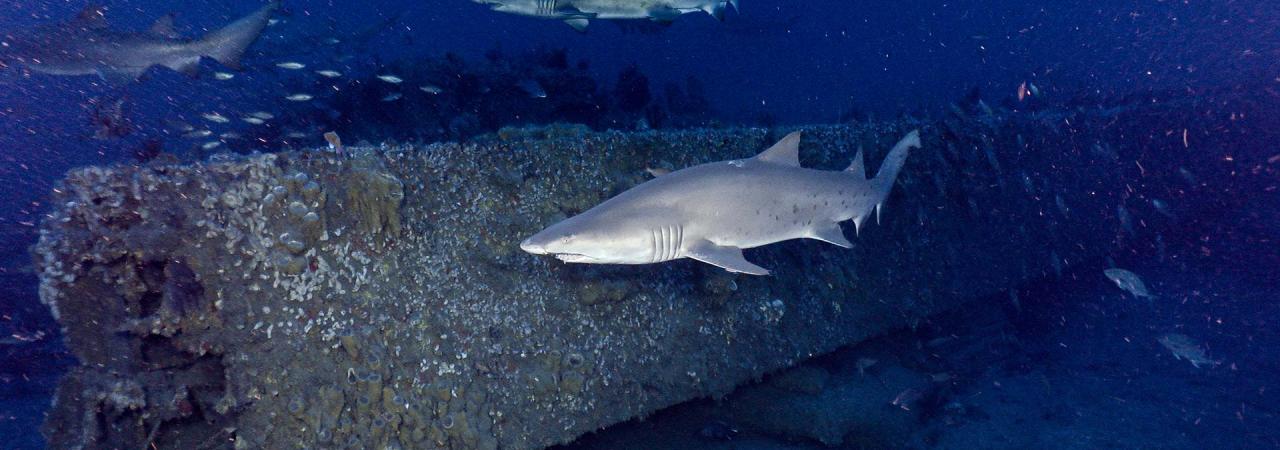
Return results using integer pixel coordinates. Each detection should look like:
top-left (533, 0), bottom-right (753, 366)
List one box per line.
top-left (1, 0), bottom-right (1275, 335)
top-left (0, 1), bottom-right (1278, 448)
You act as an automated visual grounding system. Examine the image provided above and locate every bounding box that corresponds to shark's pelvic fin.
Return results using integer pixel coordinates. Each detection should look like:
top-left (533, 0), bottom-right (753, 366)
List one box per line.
top-left (98, 68), bottom-right (144, 86)
top-left (700, 3), bottom-right (726, 21)
top-left (809, 223), bottom-right (853, 248)
top-left (564, 18), bottom-right (590, 32)
top-left (686, 240), bottom-right (769, 275)
top-left (648, 7), bottom-right (683, 23)
top-left (754, 131), bottom-right (802, 167)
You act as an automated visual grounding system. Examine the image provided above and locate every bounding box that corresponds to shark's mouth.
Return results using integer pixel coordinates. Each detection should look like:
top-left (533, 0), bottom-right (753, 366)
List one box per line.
top-left (554, 253), bottom-right (597, 263)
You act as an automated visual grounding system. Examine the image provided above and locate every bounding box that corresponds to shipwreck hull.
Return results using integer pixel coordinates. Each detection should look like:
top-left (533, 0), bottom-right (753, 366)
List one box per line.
top-left (36, 110), bottom-right (1188, 449)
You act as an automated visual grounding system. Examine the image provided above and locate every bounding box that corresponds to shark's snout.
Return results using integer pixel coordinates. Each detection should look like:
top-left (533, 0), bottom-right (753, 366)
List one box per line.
top-left (519, 236), bottom-right (547, 254)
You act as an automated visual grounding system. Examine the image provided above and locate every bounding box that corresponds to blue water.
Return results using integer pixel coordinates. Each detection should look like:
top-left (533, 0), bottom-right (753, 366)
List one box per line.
top-left (1, 1), bottom-right (1277, 448)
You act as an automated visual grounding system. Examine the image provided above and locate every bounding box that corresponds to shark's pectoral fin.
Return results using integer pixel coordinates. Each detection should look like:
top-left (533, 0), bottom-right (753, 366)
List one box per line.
top-left (809, 223), bottom-right (853, 248)
top-left (686, 240), bottom-right (770, 275)
top-left (166, 60), bottom-right (200, 77)
top-left (564, 18), bottom-right (590, 32)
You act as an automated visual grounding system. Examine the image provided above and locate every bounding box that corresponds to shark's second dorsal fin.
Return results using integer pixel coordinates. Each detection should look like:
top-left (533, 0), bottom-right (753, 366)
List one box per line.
top-left (754, 131), bottom-right (802, 167)
top-left (846, 146), bottom-right (866, 178)
top-left (75, 4), bottom-right (109, 29)
top-left (150, 14), bottom-right (180, 38)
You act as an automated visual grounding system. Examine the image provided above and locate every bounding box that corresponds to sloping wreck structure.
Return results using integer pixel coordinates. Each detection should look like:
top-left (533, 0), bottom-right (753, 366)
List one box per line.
top-left (35, 94), bottom-right (1241, 449)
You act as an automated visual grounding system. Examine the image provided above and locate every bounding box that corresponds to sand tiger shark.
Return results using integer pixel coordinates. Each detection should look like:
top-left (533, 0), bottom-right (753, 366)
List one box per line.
top-left (521, 130), bottom-right (920, 275)
top-left (471, 0), bottom-right (739, 32)
top-left (0, 2), bottom-right (278, 84)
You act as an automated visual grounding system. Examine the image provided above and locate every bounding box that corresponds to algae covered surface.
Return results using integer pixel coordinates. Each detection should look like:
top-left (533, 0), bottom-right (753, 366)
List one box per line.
top-left (34, 117), bottom-right (1142, 449)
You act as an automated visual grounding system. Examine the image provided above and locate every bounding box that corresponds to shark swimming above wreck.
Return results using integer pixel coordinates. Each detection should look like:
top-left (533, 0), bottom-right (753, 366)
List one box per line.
top-left (0, 1), bottom-right (279, 84)
top-left (521, 130), bottom-right (920, 275)
top-left (471, 0), bottom-right (739, 32)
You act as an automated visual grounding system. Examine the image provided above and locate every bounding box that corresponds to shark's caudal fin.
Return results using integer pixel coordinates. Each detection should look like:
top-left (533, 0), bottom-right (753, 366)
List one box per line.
top-left (851, 130), bottom-right (919, 232)
top-left (871, 130), bottom-right (920, 224)
top-left (195, 1), bottom-right (278, 70)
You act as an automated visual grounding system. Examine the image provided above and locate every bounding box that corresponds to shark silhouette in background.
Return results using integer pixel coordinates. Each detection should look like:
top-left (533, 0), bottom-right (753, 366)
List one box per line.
top-left (472, 0), bottom-right (738, 32)
top-left (0, 1), bottom-right (279, 85)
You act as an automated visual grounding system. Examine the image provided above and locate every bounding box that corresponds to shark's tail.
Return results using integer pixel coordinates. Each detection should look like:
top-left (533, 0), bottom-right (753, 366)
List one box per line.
top-left (196, 1), bottom-right (279, 70)
top-left (845, 130), bottom-right (918, 232)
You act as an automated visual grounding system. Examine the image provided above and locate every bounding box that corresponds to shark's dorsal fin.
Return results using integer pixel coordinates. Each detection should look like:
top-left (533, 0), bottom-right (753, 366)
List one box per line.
top-left (686, 240), bottom-right (770, 275)
top-left (846, 146), bottom-right (866, 178)
top-left (74, 4), bottom-right (109, 29)
top-left (754, 131), bottom-right (802, 167)
top-left (149, 14), bottom-right (180, 38)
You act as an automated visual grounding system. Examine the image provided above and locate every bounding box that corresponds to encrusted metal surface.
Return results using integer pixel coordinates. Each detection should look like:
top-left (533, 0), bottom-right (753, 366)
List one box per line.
top-left (36, 119), bottom-right (1141, 449)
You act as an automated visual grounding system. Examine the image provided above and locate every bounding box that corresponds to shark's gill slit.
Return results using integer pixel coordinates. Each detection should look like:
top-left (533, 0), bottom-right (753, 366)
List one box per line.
top-left (650, 228), bottom-right (660, 263)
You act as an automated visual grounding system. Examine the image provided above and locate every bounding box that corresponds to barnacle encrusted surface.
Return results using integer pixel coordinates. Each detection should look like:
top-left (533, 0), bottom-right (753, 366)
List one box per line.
top-left (36, 119), bottom-right (1141, 449)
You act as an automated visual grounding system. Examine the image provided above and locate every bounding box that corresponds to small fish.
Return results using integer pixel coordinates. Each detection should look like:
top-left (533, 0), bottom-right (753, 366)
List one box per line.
top-left (1017, 81), bottom-right (1029, 101)
top-left (419, 85), bottom-right (443, 95)
top-left (323, 131), bottom-right (343, 152)
top-left (1103, 268), bottom-right (1154, 300)
top-left (1178, 167), bottom-right (1198, 186)
top-left (201, 112), bottom-right (230, 123)
top-left (323, 37), bottom-right (341, 45)
top-left (285, 131), bottom-right (309, 139)
top-left (213, 72), bottom-right (236, 81)
top-left (315, 70), bottom-right (343, 78)
top-left (183, 129), bottom-right (213, 138)
top-left (381, 93), bottom-right (403, 102)
top-left (891, 388), bottom-right (923, 411)
top-left (644, 167), bottom-right (671, 177)
top-left (250, 111), bottom-right (275, 120)
top-left (517, 79), bottom-right (547, 98)
top-left (377, 74), bottom-right (404, 84)
top-left (242, 117), bottom-right (266, 125)
top-left (201, 141), bottom-right (222, 150)
top-left (285, 94), bottom-right (314, 102)
top-left (1117, 204), bottom-right (1135, 235)
top-left (855, 357), bottom-right (878, 376)
top-left (219, 132), bottom-right (242, 140)
top-left (0, 331), bottom-right (46, 345)
top-left (1158, 333), bottom-right (1221, 369)
top-left (276, 61), bottom-right (306, 70)
top-left (1151, 198), bottom-right (1175, 218)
